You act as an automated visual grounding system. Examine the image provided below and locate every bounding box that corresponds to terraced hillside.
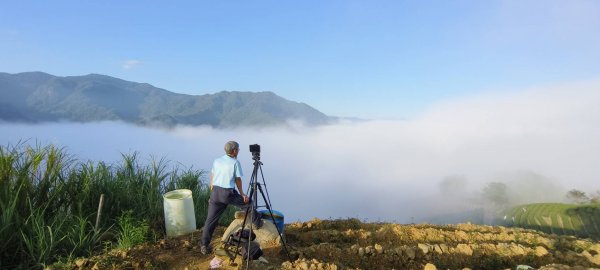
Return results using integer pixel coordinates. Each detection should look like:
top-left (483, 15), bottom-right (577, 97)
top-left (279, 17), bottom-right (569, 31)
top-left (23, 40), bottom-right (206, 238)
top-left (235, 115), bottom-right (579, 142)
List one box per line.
top-left (60, 219), bottom-right (600, 270)
top-left (500, 203), bottom-right (600, 239)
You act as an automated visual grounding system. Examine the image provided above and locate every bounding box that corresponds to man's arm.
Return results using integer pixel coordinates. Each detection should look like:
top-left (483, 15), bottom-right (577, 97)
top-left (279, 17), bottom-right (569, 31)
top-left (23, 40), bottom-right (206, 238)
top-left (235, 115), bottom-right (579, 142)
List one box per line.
top-left (235, 177), bottom-right (250, 203)
top-left (235, 177), bottom-right (245, 196)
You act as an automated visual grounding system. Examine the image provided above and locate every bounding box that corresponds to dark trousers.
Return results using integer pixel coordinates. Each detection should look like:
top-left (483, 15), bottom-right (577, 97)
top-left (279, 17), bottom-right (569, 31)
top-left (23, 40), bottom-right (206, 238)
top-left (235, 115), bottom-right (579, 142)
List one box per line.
top-left (201, 186), bottom-right (261, 247)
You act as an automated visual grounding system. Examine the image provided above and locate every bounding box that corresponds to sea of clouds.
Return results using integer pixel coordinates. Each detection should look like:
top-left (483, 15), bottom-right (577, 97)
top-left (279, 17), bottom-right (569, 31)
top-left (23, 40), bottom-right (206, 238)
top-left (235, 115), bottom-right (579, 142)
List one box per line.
top-left (2, 80), bottom-right (599, 223)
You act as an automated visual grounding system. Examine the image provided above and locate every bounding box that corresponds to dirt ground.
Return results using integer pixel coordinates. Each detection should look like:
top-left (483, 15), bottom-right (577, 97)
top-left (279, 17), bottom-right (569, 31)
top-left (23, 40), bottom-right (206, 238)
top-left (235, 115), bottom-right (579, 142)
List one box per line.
top-left (66, 218), bottom-right (600, 270)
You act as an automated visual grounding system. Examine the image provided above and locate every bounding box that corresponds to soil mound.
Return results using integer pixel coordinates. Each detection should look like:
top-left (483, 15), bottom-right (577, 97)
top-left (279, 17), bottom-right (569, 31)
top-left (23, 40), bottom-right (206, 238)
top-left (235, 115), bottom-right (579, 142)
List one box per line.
top-left (64, 218), bottom-right (600, 270)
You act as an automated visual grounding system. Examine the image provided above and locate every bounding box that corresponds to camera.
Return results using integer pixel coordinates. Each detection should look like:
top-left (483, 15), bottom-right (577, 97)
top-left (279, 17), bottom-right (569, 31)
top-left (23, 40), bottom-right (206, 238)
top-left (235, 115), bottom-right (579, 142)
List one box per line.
top-left (249, 144), bottom-right (260, 154)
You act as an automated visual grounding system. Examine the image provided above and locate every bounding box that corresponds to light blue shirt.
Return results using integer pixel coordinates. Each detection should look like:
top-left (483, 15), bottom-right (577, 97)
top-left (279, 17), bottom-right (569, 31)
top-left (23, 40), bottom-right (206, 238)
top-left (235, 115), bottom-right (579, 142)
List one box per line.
top-left (211, 155), bottom-right (243, 189)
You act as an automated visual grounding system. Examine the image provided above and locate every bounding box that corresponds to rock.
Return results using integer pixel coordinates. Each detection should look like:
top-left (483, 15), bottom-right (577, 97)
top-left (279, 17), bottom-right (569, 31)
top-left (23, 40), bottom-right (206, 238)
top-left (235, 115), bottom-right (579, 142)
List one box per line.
top-left (405, 247), bottom-right (416, 260)
top-left (365, 245), bottom-right (373, 255)
top-left (358, 247), bottom-right (365, 257)
top-left (91, 263), bottom-right (100, 270)
top-left (538, 264), bottom-right (574, 270)
top-left (510, 244), bottom-right (527, 256)
top-left (433, 244), bottom-right (443, 254)
top-left (75, 258), bottom-right (88, 268)
top-left (424, 263), bottom-right (437, 270)
top-left (375, 243), bottom-right (384, 254)
top-left (582, 250), bottom-right (600, 265)
top-left (535, 246), bottom-right (549, 257)
top-left (182, 240), bottom-right (191, 249)
top-left (439, 244), bottom-right (449, 253)
top-left (118, 250), bottom-right (128, 259)
top-left (298, 261), bottom-right (309, 270)
top-left (221, 218), bottom-right (281, 247)
top-left (456, 244), bottom-right (473, 256)
top-left (418, 243), bottom-right (430, 254)
top-left (282, 261), bottom-right (293, 269)
top-left (590, 244), bottom-right (600, 254)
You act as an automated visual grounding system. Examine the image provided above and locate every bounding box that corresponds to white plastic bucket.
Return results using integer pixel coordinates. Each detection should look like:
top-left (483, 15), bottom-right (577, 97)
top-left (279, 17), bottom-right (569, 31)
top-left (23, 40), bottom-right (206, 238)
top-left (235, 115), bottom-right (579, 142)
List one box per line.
top-left (163, 189), bottom-right (196, 237)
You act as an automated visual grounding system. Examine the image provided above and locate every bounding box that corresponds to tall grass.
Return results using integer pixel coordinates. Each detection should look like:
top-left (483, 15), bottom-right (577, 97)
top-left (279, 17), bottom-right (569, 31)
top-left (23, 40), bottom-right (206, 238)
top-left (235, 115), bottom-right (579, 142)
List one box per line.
top-left (0, 142), bottom-right (232, 269)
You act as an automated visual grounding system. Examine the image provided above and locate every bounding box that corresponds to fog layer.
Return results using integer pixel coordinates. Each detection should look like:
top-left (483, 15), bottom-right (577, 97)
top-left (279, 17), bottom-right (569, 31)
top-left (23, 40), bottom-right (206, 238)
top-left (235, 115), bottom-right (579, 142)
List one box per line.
top-left (2, 81), bottom-right (599, 223)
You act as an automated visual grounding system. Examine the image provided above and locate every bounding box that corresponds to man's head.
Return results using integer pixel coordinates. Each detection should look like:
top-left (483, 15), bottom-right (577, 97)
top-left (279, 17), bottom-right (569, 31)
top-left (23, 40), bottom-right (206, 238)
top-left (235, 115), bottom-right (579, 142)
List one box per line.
top-left (224, 141), bottom-right (240, 157)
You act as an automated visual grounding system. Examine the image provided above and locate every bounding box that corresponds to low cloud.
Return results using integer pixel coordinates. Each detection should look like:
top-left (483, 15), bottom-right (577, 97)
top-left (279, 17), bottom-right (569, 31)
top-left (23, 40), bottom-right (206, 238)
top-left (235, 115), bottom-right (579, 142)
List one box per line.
top-left (2, 80), bottom-right (600, 223)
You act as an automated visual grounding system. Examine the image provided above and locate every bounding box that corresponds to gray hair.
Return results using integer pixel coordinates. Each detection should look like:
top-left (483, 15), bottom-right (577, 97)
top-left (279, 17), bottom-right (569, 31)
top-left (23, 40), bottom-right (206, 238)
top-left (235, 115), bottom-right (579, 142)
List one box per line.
top-left (224, 141), bottom-right (239, 154)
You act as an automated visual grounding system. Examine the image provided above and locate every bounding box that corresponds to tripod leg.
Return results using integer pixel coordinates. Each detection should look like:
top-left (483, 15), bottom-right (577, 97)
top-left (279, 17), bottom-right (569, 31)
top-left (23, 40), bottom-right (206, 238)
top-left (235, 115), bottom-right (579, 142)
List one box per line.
top-left (255, 184), bottom-right (292, 261)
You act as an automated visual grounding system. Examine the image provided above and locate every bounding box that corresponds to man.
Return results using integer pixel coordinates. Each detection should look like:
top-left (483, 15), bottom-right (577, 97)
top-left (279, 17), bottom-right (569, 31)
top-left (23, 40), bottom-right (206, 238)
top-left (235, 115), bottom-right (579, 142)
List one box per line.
top-left (200, 141), bottom-right (262, 255)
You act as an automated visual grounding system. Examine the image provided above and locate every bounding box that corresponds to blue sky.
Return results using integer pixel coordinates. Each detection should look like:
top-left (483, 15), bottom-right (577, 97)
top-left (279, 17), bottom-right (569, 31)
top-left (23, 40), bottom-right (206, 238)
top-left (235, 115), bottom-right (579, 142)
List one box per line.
top-left (1, 1), bottom-right (599, 118)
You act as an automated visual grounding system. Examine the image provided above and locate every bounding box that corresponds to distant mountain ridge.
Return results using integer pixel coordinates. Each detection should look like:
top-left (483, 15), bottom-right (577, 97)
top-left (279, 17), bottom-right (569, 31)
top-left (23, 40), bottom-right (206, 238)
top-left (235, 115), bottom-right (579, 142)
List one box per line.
top-left (0, 72), bottom-right (333, 127)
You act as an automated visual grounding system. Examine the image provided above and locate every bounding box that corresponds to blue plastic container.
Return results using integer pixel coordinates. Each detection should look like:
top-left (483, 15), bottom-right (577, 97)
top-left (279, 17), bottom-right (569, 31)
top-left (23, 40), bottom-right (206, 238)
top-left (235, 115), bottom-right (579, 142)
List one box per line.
top-left (259, 209), bottom-right (284, 233)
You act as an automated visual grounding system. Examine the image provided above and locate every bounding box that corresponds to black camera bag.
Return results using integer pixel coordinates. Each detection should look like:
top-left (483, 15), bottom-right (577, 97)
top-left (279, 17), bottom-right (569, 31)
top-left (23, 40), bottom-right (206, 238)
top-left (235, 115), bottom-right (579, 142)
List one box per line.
top-left (241, 241), bottom-right (263, 260)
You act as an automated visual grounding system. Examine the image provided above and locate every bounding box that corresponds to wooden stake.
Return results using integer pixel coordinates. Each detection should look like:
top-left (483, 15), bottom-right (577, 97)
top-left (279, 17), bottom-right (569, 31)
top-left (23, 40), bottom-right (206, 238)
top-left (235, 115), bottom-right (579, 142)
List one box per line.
top-left (95, 194), bottom-right (105, 231)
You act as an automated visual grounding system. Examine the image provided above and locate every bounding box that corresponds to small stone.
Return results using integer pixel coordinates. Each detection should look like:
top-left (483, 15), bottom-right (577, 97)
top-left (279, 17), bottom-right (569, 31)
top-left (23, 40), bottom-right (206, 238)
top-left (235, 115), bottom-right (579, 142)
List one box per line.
top-left (358, 247), bottom-right (365, 257)
top-left (182, 240), bottom-right (191, 248)
top-left (405, 247), bottom-right (416, 260)
top-left (456, 244), bottom-right (473, 256)
top-left (418, 243), bottom-right (430, 254)
top-left (75, 258), bottom-right (88, 268)
top-left (424, 263), bottom-right (437, 270)
top-left (329, 264), bottom-right (338, 270)
top-left (374, 243), bottom-right (384, 254)
top-left (535, 246), bottom-right (549, 257)
top-left (366, 245), bottom-right (373, 255)
top-left (298, 261), bottom-right (309, 270)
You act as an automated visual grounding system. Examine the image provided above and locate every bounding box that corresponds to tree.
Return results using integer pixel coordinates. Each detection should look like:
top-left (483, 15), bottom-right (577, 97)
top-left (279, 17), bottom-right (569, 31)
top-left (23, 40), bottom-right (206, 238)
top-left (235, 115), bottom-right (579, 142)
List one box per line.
top-left (589, 190), bottom-right (600, 204)
top-left (482, 182), bottom-right (509, 207)
top-left (565, 189), bottom-right (589, 204)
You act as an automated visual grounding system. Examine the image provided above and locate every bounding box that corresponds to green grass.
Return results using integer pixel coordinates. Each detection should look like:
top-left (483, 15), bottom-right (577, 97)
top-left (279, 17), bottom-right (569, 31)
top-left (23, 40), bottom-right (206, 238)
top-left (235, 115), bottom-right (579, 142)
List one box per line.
top-left (0, 142), bottom-right (234, 269)
top-left (502, 203), bottom-right (600, 239)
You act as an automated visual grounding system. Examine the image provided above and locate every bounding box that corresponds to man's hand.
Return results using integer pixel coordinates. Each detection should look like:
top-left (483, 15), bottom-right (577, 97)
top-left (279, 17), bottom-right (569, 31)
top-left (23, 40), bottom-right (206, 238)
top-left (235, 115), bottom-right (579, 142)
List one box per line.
top-left (242, 195), bottom-right (249, 204)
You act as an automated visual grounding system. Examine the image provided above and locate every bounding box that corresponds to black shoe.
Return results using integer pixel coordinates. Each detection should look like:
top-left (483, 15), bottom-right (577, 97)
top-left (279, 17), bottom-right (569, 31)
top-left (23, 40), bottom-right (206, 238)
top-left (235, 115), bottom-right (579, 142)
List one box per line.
top-left (200, 245), bottom-right (211, 255)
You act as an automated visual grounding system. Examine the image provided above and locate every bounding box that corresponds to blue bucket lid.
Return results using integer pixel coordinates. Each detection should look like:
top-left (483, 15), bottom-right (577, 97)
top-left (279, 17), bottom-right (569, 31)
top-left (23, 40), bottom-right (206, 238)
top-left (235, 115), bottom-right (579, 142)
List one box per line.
top-left (259, 209), bottom-right (284, 219)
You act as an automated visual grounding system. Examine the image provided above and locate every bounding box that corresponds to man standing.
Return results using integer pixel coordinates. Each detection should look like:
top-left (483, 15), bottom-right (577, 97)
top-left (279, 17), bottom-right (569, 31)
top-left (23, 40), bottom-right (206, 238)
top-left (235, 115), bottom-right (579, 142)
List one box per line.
top-left (200, 141), bottom-right (262, 255)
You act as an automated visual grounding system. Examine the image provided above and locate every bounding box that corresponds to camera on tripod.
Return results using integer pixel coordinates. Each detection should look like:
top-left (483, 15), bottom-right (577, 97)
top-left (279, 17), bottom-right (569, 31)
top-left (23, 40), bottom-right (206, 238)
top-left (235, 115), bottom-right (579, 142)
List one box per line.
top-left (249, 144), bottom-right (260, 159)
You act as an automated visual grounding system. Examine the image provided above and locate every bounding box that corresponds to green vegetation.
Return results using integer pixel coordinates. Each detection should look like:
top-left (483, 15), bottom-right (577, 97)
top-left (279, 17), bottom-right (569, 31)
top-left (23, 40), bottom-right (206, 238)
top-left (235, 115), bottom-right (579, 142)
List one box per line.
top-left (500, 203), bottom-right (600, 240)
top-left (0, 142), bottom-right (235, 269)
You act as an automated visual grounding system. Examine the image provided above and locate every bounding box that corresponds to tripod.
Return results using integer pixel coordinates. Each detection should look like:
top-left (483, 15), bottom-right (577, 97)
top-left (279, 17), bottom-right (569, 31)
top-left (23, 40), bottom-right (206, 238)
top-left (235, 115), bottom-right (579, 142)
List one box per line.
top-left (230, 151), bottom-right (291, 268)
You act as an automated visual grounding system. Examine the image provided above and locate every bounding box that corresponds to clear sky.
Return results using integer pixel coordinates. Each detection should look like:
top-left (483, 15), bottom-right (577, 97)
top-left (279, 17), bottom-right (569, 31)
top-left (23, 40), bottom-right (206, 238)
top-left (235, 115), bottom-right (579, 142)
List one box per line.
top-left (1, 1), bottom-right (599, 119)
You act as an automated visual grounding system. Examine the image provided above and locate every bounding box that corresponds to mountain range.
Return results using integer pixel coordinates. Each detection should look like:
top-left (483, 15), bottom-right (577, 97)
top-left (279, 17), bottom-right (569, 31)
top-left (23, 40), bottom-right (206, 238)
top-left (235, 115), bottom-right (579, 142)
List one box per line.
top-left (0, 72), bottom-right (332, 127)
